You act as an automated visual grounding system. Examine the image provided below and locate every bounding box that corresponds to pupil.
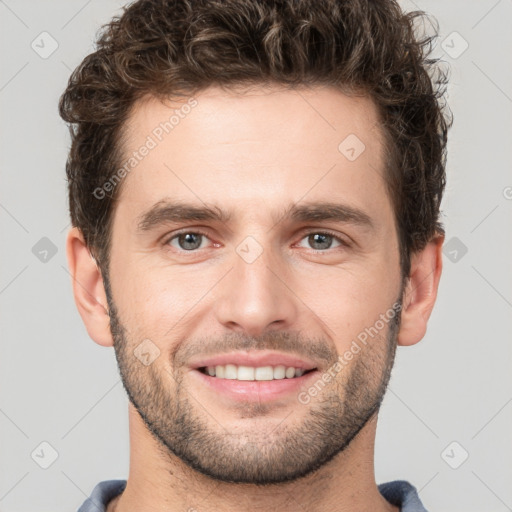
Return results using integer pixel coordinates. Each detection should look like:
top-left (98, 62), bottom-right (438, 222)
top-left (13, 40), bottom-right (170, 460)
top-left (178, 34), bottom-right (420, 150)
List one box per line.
top-left (310, 233), bottom-right (331, 250)
top-left (180, 233), bottom-right (201, 250)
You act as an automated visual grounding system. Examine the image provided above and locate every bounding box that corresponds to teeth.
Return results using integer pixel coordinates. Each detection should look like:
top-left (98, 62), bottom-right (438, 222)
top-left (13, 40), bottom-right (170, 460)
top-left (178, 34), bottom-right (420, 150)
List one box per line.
top-left (237, 365), bottom-right (255, 381)
top-left (225, 364), bottom-right (237, 379)
top-left (285, 367), bottom-right (295, 379)
top-left (203, 364), bottom-right (310, 381)
top-left (255, 366), bottom-right (273, 381)
top-left (273, 365), bottom-right (286, 379)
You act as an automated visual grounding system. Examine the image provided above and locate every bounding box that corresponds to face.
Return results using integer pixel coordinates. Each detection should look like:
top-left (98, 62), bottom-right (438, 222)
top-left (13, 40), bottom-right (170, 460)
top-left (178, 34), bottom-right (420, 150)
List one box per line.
top-left (104, 84), bottom-right (404, 484)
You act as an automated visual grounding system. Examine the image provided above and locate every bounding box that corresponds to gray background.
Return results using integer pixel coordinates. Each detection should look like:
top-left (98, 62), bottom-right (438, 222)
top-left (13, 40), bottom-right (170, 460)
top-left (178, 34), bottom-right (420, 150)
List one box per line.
top-left (1, 0), bottom-right (511, 511)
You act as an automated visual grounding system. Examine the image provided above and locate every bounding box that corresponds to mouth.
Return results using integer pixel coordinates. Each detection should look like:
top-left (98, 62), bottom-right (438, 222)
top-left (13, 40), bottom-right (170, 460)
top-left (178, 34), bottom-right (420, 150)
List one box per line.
top-left (188, 352), bottom-right (321, 402)
top-left (192, 366), bottom-right (319, 403)
top-left (197, 364), bottom-right (316, 381)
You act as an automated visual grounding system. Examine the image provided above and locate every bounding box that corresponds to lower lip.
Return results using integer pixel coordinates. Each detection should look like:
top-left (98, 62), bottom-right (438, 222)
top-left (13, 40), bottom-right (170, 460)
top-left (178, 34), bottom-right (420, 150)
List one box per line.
top-left (191, 369), bottom-right (319, 402)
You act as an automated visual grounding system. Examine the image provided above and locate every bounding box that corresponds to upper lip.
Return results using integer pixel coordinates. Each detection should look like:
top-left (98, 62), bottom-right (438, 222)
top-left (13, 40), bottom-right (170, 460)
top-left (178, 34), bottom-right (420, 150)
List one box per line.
top-left (189, 351), bottom-right (318, 371)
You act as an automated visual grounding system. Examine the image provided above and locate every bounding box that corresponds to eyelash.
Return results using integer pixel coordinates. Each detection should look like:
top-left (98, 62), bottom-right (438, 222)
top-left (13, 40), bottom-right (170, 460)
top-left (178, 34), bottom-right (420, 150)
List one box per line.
top-left (162, 229), bottom-right (351, 255)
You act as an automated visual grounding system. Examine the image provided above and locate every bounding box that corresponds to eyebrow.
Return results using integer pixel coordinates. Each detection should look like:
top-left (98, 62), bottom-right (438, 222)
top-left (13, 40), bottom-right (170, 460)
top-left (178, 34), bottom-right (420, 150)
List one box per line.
top-left (136, 199), bottom-right (374, 233)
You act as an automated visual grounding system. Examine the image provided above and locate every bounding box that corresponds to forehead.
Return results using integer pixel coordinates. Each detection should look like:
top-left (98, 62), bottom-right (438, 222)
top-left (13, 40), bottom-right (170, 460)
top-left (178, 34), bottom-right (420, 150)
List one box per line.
top-left (123, 84), bottom-right (383, 153)
top-left (115, 84), bottom-right (389, 225)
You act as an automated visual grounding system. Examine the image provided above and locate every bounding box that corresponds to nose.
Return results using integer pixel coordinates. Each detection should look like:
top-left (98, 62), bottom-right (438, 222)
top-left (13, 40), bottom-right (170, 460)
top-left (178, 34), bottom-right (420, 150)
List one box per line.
top-left (213, 239), bottom-right (299, 338)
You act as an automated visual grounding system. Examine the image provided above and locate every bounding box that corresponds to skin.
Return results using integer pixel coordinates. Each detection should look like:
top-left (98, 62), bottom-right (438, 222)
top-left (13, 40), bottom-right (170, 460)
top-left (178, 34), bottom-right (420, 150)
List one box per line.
top-left (67, 84), bottom-right (443, 512)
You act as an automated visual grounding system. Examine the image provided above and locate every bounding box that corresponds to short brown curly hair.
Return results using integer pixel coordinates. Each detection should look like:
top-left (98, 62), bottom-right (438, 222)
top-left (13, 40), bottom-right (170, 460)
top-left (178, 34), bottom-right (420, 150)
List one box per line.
top-left (59, 0), bottom-right (451, 281)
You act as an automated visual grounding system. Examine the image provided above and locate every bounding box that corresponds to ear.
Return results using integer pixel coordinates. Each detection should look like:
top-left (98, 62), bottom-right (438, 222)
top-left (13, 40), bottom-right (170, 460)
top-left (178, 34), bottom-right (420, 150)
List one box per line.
top-left (397, 234), bottom-right (444, 346)
top-left (66, 227), bottom-right (114, 347)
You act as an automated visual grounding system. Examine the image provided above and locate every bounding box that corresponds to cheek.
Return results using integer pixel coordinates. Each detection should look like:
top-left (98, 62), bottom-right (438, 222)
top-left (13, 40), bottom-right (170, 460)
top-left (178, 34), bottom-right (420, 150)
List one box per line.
top-left (115, 264), bottom-right (209, 341)
top-left (294, 258), bottom-right (399, 346)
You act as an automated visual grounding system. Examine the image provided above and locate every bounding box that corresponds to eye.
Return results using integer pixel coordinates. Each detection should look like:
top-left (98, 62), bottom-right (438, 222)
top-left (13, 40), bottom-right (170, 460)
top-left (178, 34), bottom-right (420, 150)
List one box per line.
top-left (165, 231), bottom-right (211, 251)
top-left (296, 232), bottom-right (347, 251)
top-left (163, 229), bottom-right (349, 254)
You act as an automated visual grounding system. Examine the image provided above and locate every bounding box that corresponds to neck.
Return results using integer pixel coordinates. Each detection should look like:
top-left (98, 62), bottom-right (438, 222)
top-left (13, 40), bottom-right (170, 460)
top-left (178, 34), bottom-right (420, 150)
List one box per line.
top-left (109, 404), bottom-right (397, 512)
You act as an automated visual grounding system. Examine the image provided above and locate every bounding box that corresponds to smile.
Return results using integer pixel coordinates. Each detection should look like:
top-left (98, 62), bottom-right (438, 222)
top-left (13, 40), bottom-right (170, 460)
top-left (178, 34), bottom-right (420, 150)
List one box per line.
top-left (198, 364), bottom-right (315, 381)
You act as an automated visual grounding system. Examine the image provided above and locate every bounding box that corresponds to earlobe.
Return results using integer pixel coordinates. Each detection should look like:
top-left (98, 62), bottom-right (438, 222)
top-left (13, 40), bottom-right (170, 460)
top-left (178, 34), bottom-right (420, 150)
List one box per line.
top-left (66, 227), bottom-right (114, 347)
top-left (397, 234), bottom-right (444, 346)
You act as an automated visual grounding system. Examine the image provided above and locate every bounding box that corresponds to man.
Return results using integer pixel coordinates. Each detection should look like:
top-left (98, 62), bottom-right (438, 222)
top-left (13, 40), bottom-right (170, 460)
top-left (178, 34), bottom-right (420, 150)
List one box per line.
top-left (60, 0), bottom-right (450, 510)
